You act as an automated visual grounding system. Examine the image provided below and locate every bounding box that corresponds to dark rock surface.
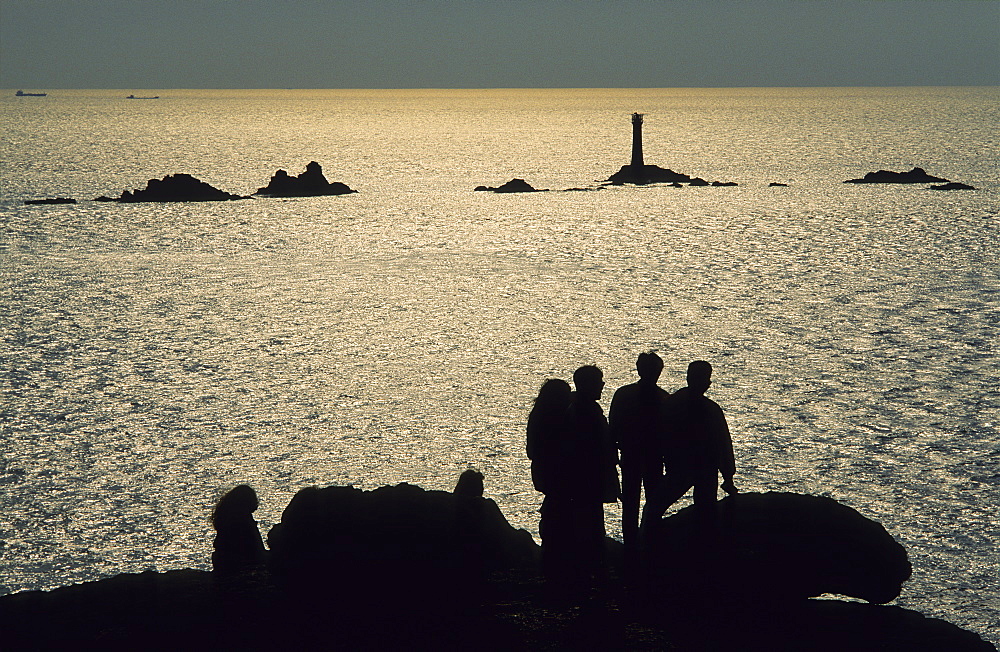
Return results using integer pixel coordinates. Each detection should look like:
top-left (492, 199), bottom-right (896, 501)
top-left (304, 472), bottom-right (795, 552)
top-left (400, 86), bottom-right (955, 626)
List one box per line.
top-left (607, 163), bottom-right (693, 185)
top-left (268, 479), bottom-right (538, 597)
top-left (24, 197), bottom-right (77, 205)
top-left (474, 178), bottom-right (546, 193)
top-left (930, 181), bottom-right (976, 190)
top-left (254, 161), bottom-right (356, 197)
top-left (845, 166), bottom-right (949, 184)
top-left (97, 173), bottom-right (248, 202)
top-left (644, 492), bottom-right (911, 604)
top-left (0, 485), bottom-right (993, 651)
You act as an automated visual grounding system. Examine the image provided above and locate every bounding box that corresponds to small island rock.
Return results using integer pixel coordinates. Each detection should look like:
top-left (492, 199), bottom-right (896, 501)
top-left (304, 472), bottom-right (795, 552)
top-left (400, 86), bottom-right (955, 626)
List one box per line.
top-left (845, 167), bottom-right (949, 184)
top-left (254, 161), bottom-right (356, 197)
top-left (96, 173), bottom-right (248, 203)
top-left (474, 178), bottom-right (546, 193)
top-left (607, 164), bottom-right (693, 185)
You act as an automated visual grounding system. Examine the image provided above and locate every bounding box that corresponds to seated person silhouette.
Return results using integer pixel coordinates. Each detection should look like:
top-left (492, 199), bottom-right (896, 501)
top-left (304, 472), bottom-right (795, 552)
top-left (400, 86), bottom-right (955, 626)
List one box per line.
top-left (609, 351), bottom-right (669, 552)
top-left (212, 484), bottom-right (267, 574)
top-left (641, 360), bottom-right (737, 527)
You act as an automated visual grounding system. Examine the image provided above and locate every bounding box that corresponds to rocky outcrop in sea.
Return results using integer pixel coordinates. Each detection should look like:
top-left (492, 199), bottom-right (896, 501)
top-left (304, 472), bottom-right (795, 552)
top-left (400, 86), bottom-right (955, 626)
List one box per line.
top-left (474, 178), bottom-right (546, 193)
top-left (95, 173), bottom-right (248, 202)
top-left (844, 167), bottom-right (949, 184)
top-left (254, 161), bottom-right (356, 197)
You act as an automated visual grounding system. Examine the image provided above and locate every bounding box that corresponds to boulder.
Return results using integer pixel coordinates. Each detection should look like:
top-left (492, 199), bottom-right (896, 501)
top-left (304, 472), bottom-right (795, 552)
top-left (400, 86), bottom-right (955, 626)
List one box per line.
top-left (254, 161), bottom-right (356, 197)
top-left (97, 173), bottom-right (248, 202)
top-left (769, 182), bottom-right (789, 187)
top-left (643, 492), bottom-right (911, 605)
top-left (844, 167), bottom-right (949, 184)
top-left (475, 178), bottom-right (545, 193)
top-left (267, 476), bottom-right (538, 599)
top-left (712, 180), bottom-right (738, 186)
top-left (929, 182), bottom-right (975, 191)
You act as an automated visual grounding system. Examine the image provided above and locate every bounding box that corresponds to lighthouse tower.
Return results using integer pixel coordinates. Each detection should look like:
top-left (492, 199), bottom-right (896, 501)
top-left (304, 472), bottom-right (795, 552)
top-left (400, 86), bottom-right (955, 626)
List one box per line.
top-left (630, 112), bottom-right (645, 169)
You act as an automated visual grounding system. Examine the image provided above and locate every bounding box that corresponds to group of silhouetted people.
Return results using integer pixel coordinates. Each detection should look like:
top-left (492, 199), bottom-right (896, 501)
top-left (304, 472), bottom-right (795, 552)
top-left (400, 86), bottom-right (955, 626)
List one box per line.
top-left (527, 354), bottom-right (738, 590)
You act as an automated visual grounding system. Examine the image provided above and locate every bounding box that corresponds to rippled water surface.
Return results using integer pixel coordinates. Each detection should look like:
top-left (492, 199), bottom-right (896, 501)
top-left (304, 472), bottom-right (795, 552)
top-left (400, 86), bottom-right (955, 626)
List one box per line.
top-left (1, 88), bottom-right (998, 642)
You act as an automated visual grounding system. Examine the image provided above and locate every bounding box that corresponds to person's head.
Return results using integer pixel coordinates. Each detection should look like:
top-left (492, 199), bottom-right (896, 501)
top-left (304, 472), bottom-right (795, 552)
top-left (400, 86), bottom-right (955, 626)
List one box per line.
top-left (636, 351), bottom-right (663, 383)
top-left (573, 365), bottom-right (605, 401)
top-left (534, 378), bottom-right (572, 408)
top-left (454, 469), bottom-right (484, 498)
top-left (686, 360), bottom-right (713, 395)
top-left (212, 484), bottom-right (259, 529)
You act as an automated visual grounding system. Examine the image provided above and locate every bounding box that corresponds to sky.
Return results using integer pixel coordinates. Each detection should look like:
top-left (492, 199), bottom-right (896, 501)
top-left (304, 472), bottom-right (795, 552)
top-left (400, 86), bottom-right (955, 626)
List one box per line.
top-left (2, 0), bottom-right (998, 88)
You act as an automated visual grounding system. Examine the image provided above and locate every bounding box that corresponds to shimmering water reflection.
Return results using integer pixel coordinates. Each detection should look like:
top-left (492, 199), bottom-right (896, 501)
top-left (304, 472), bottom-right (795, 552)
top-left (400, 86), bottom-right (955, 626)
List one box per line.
top-left (1, 88), bottom-right (998, 642)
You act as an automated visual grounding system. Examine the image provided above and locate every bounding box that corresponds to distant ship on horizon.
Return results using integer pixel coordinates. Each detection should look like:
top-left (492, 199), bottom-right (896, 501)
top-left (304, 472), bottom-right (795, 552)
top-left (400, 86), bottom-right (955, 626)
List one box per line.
top-left (126, 94), bottom-right (159, 100)
top-left (15, 90), bottom-right (47, 97)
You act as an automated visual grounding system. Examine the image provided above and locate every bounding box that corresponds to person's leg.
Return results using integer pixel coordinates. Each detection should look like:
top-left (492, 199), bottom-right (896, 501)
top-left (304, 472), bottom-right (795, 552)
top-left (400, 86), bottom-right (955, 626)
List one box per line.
top-left (640, 472), bottom-right (694, 527)
top-left (620, 460), bottom-right (641, 549)
top-left (692, 472), bottom-right (719, 508)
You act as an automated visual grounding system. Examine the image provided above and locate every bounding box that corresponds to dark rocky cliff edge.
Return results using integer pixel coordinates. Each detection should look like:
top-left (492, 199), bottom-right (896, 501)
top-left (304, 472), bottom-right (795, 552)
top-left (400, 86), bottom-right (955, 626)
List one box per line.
top-left (1, 484), bottom-right (993, 651)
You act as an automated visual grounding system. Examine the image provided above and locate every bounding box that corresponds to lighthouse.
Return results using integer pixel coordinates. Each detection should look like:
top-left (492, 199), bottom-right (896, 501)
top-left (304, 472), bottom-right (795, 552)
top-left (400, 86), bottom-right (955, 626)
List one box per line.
top-left (630, 112), bottom-right (644, 169)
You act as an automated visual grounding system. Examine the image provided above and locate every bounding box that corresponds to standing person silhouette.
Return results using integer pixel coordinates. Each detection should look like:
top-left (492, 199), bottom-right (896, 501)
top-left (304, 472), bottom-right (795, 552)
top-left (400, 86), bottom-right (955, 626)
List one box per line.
top-left (642, 360), bottom-right (738, 527)
top-left (526, 378), bottom-right (576, 586)
top-left (565, 365), bottom-right (620, 584)
top-left (609, 352), bottom-right (670, 556)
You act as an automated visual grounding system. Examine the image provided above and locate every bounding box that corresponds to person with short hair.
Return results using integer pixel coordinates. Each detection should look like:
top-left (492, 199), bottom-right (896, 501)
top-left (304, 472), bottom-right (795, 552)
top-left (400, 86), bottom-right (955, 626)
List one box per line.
top-left (642, 361), bottom-right (737, 527)
top-left (609, 351), bottom-right (670, 553)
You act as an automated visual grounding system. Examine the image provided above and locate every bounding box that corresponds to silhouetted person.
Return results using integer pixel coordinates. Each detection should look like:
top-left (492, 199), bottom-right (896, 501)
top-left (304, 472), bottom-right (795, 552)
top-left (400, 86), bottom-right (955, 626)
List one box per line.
top-left (526, 378), bottom-right (575, 586)
top-left (212, 484), bottom-right (266, 574)
top-left (527, 378), bottom-right (573, 495)
top-left (564, 365), bottom-right (620, 583)
top-left (609, 351), bottom-right (670, 555)
top-left (642, 361), bottom-right (737, 527)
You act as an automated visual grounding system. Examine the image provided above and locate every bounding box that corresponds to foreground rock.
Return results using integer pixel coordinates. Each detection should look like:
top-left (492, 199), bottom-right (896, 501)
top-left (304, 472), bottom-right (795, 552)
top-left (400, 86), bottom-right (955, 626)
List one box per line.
top-left (644, 492), bottom-right (911, 604)
top-left (474, 178), bottom-right (546, 193)
top-left (95, 173), bottom-right (248, 202)
top-left (844, 166), bottom-right (949, 184)
top-left (254, 161), bottom-right (356, 197)
top-left (0, 485), bottom-right (993, 651)
top-left (268, 476), bottom-right (538, 598)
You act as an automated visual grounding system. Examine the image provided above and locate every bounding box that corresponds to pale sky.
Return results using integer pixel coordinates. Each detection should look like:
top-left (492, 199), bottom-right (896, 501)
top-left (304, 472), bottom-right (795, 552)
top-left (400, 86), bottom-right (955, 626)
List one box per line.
top-left (2, 0), bottom-right (998, 88)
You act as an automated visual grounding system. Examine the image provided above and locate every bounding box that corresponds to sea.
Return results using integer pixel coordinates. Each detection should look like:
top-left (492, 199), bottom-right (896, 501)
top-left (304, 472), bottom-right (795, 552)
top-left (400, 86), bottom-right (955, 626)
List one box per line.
top-left (1, 88), bottom-right (998, 643)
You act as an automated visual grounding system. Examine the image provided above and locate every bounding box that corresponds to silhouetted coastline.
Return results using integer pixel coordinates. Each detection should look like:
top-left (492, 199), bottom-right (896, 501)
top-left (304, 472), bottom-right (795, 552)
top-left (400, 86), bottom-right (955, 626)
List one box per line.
top-left (0, 478), bottom-right (993, 651)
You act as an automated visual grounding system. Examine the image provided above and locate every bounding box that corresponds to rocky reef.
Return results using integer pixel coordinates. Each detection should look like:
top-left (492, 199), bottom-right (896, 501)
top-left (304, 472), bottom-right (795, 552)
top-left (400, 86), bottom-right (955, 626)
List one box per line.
top-left (930, 181), bottom-right (976, 191)
top-left (24, 197), bottom-right (77, 205)
top-left (844, 167), bottom-right (949, 184)
top-left (95, 173), bottom-right (248, 202)
top-left (0, 480), bottom-right (993, 651)
top-left (607, 163), bottom-right (694, 185)
top-left (474, 178), bottom-right (546, 193)
top-left (254, 161), bottom-right (356, 197)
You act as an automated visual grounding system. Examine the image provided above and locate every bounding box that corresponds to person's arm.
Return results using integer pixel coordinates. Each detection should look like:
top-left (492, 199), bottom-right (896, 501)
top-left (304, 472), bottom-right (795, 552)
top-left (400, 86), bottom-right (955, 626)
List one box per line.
top-left (716, 407), bottom-right (738, 495)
